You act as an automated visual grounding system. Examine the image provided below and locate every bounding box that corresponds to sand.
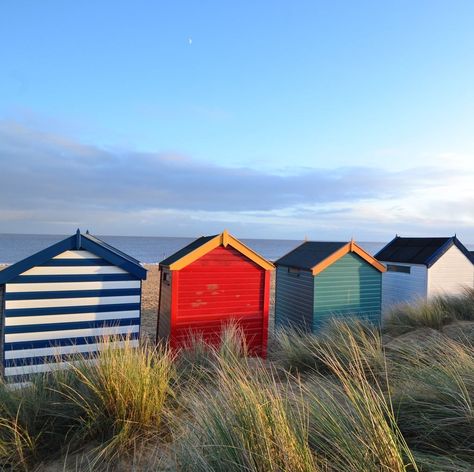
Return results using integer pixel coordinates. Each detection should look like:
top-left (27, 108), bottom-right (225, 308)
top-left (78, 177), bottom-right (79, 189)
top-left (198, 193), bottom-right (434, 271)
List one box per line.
top-left (140, 264), bottom-right (161, 340)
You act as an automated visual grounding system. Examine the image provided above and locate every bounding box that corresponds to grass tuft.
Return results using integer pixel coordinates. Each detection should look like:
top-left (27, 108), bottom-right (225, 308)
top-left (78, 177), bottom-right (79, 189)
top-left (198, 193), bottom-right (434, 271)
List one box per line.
top-left (304, 325), bottom-right (417, 472)
top-left (384, 288), bottom-right (474, 336)
top-left (56, 338), bottom-right (175, 465)
top-left (176, 351), bottom-right (320, 472)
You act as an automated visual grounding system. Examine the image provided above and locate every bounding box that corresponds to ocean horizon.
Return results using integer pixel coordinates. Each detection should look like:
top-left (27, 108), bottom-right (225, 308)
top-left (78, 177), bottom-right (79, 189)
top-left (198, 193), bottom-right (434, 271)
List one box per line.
top-left (2, 233), bottom-right (472, 265)
top-left (0, 232), bottom-right (403, 265)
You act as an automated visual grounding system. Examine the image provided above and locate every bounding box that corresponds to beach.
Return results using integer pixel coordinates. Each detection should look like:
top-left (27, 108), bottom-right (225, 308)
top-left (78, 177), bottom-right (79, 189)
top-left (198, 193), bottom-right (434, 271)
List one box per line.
top-left (140, 265), bottom-right (160, 340)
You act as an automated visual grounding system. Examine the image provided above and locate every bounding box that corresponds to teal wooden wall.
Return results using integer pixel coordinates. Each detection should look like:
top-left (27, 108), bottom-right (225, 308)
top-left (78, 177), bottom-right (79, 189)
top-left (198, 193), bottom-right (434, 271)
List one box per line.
top-left (313, 252), bottom-right (382, 330)
top-left (275, 266), bottom-right (313, 331)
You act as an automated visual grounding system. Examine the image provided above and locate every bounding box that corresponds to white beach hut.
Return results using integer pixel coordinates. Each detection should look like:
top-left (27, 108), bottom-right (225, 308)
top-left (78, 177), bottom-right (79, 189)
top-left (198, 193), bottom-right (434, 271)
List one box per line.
top-left (375, 236), bottom-right (474, 313)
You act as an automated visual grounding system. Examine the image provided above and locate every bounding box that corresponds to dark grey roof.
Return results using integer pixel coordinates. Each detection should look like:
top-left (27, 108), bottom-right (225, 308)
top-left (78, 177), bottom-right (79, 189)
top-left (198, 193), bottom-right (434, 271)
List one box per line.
top-left (275, 241), bottom-right (347, 270)
top-left (375, 236), bottom-right (473, 267)
top-left (160, 235), bottom-right (217, 267)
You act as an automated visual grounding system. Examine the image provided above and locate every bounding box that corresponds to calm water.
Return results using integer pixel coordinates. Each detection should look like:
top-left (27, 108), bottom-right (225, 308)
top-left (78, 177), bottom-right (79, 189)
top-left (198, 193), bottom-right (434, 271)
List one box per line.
top-left (0, 233), bottom-right (392, 264)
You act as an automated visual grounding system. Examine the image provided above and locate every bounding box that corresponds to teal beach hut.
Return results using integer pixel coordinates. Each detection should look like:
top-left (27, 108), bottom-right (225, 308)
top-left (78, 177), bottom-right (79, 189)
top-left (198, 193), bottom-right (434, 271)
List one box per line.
top-left (274, 241), bottom-right (386, 332)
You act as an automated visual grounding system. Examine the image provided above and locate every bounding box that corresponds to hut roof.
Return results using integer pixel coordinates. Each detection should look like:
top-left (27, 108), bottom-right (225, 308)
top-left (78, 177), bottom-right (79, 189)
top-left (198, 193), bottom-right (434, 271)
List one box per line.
top-left (0, 230), bottom-right (147, 284)
top-left (276, 240), bottom-right (386, 275)
top-left (375, 236), bottom-right (473, 267)
top-left (159, 235), bottom-right (217, 267)
top-left (159, 230), bottom-right (274, 271)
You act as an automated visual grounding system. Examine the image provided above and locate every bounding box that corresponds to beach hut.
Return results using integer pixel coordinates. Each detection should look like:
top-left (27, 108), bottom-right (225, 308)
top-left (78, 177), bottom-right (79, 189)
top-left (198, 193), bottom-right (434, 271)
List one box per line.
top-left (0, 230), bottom-right (146, 380)
top-left (275, 240), bottom-right (386, 331)
top-left (156, 230), bottom-right (274, 356)
top-left (375, 236), bottom-right (474, 313)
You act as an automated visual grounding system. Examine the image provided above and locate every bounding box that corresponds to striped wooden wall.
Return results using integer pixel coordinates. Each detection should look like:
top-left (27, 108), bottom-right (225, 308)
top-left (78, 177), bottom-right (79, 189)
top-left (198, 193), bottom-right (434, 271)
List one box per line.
top-left (3, 249), bottom-right (141, 379)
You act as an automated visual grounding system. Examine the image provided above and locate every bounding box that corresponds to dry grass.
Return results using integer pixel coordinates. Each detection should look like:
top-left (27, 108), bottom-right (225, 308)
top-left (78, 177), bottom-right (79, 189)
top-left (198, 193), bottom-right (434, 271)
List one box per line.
top-left (0, 285), bottom-right (472, 471)
top-left (384, 287), bottom-right (474, 336)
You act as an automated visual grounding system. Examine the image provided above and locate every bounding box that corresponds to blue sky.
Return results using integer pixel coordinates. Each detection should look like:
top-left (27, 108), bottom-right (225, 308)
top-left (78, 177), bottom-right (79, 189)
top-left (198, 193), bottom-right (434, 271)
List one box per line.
top-left (0, 1), bottom-right (473, 241)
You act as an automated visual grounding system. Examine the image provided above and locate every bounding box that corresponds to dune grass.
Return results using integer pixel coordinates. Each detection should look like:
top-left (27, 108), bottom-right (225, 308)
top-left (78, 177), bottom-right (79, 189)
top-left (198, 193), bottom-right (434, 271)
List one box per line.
top-left (0, 288), bottom-right (473, 471)
top-left (0, 338), bottom-right (176, 470)
top-left (270, 318), bottom-right (385, 377)
top-left (384, 287), bottom-right (474, 336)
top-left (176, 354), bottom-right (319, 472)
top-left (58, 339), bottom-right (176, 465)
top-left (390, 337), bottom-right (474, 465)
top-left (302, 325), bottom-right (416, 472)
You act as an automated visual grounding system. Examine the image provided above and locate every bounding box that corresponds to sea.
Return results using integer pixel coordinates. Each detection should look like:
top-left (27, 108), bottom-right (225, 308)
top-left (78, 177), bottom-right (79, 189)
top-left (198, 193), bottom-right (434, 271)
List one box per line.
top-left (1, 234), bottom-right (472, 265)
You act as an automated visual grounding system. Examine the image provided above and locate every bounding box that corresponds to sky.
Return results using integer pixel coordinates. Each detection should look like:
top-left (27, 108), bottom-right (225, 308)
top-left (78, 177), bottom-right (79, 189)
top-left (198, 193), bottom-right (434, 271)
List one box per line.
top-left (0, 1), bottom-right (473, 241)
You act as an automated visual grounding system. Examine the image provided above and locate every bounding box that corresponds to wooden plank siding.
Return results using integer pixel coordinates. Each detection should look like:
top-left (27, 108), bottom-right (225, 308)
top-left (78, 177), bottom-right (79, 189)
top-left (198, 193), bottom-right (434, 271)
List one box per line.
top-left (428, 245), bottom-right (474, 297)
top-left (381, 263), bottom-right (427, 314)
top-left (274, 266), bottom-right (314, 331)
top-left (313, 252), bottom-right (382, 329)
top-left (3, 250), bottom-right (141, 380)
top-left (169, 245), bottom-right (268, 356)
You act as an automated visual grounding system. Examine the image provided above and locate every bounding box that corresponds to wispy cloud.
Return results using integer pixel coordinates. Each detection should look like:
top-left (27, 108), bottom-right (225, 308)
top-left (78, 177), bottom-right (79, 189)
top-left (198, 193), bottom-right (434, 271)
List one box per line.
top-left (0, 120), bottom-right (473, 240)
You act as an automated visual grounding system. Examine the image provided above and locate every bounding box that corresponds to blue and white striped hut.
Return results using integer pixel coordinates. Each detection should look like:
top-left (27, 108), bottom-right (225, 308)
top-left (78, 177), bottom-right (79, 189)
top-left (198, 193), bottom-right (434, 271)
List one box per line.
top-left (0, 230), bottom-right (146, 380)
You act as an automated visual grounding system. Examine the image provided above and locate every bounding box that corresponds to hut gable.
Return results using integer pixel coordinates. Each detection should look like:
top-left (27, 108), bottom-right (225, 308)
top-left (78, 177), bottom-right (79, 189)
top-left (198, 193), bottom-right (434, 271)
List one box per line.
top-left (159, 230), bottom-right (273, 271)
top-left (157, 231), bottom-right (273, 357)
top-left (0, 230), bottom-right (146, 380)
top-left (427, 244), bottom-right (474, 296)
top-left (376, 236), bottom-right (474, 312)
top-left (276, 240), bottom-right (386, 275)
top-left (275, 240), bottom-right (385, 332)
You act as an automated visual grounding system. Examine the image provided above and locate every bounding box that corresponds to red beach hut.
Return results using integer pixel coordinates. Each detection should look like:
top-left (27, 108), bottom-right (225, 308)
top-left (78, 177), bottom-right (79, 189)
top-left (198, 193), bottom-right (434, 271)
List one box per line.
top-left (156, 231), bottom-right (274, 356)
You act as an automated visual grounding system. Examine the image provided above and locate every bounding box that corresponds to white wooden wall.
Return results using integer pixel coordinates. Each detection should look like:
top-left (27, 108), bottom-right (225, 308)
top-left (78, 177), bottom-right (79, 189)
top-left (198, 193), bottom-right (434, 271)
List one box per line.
top-left (428, 245), bottom-right (474, 297)
top-left (381, 263), bottom-right (427, 314)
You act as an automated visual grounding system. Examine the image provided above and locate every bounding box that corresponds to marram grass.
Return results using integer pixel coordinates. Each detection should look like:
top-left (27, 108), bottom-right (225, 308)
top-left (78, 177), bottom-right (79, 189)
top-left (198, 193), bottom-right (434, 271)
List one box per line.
top-left (57, 338), bottom-right (176, 465)
top-left (384, 287), bottom-right (474, 336)
top-left (0, 290), bottom-right (472, 471)
top-left (303, 326), bottom-right (418, 472)
top-left (176, 351), bottom-right (320, 472)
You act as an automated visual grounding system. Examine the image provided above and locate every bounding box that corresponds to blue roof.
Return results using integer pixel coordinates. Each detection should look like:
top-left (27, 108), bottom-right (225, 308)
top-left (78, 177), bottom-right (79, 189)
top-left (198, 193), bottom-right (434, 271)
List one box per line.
top-left (0, 230), bottom-right (147, 284)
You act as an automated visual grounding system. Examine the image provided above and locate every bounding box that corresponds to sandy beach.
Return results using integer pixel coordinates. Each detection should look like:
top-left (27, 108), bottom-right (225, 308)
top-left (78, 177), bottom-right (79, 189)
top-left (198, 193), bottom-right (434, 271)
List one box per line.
top-left (140, 265), bottom-right (161, 340)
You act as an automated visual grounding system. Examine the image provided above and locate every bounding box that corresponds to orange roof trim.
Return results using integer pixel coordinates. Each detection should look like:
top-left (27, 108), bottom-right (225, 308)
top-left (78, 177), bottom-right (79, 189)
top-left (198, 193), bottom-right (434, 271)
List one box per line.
top-left (167, 230), bottom-right (274, 271)
top-left (311, 240), bottom-right (386, 275)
